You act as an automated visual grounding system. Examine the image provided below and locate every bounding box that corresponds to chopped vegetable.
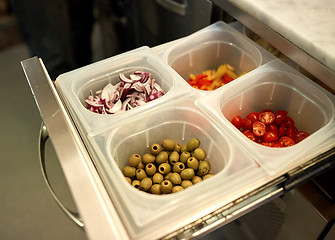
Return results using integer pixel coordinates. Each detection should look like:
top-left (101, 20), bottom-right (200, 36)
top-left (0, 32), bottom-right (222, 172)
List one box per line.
top-left (85, 71), bottom-right (165, 114)
top-left (187, 64), bottom-right (243, 91)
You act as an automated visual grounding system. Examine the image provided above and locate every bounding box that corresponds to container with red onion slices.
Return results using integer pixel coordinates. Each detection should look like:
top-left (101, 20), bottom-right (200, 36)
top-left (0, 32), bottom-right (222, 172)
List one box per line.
top-left (55, 46), bottom-right (191, 135)
top-left (85, 71), bottom-right (165, 115)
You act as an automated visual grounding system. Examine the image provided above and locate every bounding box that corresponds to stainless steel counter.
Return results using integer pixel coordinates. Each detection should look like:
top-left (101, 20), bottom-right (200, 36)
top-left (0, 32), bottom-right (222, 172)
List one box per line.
top-left (212, 0), bottom-right (335, 92)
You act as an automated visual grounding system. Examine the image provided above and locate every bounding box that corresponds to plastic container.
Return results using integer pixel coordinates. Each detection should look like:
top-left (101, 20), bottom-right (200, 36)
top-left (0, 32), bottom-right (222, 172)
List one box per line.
top-left (86, 97), bottom-right (258, 239)
top-left (54, 21), bottom-right (335, 239)
top-left (55, 46), bottom-right (191, 135)
top-left (162, 21), bottom-right (264, 94)
top-left (196, 60), bottom-right (335, 175)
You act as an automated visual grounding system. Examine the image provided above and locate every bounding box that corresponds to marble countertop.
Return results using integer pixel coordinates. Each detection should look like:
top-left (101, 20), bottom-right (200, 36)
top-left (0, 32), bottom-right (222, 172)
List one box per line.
top-left (227, 0), bottom-right (335, 73)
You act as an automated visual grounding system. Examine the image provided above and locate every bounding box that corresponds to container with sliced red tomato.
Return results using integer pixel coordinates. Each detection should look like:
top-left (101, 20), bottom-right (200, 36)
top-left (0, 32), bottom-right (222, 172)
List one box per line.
top-left (196, 60), bottom-right (335, 175)
top-left (231, 109), bottom-right (310, 148)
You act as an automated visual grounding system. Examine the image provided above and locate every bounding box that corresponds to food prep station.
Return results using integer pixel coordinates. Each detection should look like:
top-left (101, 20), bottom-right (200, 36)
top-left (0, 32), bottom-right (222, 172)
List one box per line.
top-left (21, 1), bottom-right (335, 239)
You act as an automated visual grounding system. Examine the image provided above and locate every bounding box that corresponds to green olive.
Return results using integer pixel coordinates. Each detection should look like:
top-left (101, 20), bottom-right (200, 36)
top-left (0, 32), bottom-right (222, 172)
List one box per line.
top-left (128, 153), bottom-right (141, 167)
top-left (172, 186), bottom-right (184, 193)
top-left (181, 180), bottom-right (193, 189)
top-left (165, 172), bottom-right (172, 180)
top-left (137, 161), bottom-right (145, 169)
top-left (192, 176), bottom-right (202, 184)
top-left (140, 177), bottom-right (152, 191)
top-left (180, 144), bottom-right (188, 153)
top-left (125, 177), bottom-right (132, 184)
top-left (174, 143), bottom-right (181, 153)
top-left (150, 184), bottom-right (161, 194)
top-left (152, 173), bottom-right (164, 184)
top-left (169, 151), bottom-right (179, 165)
top-left (132, 180), bottom-right (140, 189)
top-left (187, 157), bottom-right (199, 170)
top-left (198, 160), bottom-right (211, 176)
top-left (123, 166), bottom-right (136, 178)
top-left (187, 138), bottom-right (200, 152)
top-left (156, 151), bottom-right (169, 164)
top-left (158, 162), bottom-right (171, 175)
top-left (150, 143), bottom-right (162, 155)
top-left (203, 173), bottom-right (214, 180)
top-left (172, 162), bottom-right (185, 173)
top-left (142, 153), bottom-right (156, 164)
top-left (180, 168), bottom-right (195, 180)
top-left (145, 163), bottom-right (157, 176)
top-left (180, 151), bottom-right (191, 164)
top-left (161, 139), bottom-right (176, 151)
top-left (135, 168), bottom-right (147, 180)
top-left (160, 180), bottom-right (173, 194)
top-left (170, 172), bottom-right (182, 185)
top-left (193, 148), bottom-right (207, 161)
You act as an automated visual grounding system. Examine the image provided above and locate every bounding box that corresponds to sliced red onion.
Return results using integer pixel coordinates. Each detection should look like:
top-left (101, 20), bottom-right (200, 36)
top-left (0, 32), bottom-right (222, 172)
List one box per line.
top-left (101, 83), bottom-right (116, 100)
top-left (131, 82), bottom-right (145, 92)
top-left (129, 74), bottom-right (142, 81)
top-left (153, 82), bottom-right (163, 92)
top-left (106, 99), bottom-right (122, 114)
top-left (119, 73), bottom-right (133, 83)
top-left (85, 70), bottom-right (165, 114)
top-left (85, 99), bottom-right (104, 108)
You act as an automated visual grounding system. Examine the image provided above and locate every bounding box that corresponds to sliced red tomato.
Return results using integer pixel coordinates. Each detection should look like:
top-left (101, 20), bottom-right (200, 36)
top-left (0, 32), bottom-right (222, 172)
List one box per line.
top-left (282, 116), bottom-right (295, 128)
top-left (244, 131), bottom-right (261, 143)
top-left (259, 111), bottom-right (275, 125)
top-left (286, 126), bottom-right (298, 138)
top-left (274, 110), bottom-right (288, 125)
top-left (278, 123), bottom-right (287, 138)
top-left (242, 129), bottom-right (251, 135)
top-left (231, 115), bottom-right (243, 129)
top-left (253, 121), bottom-right (266, 137)
top-left (292, 131), bottom-right (309, 143)
top-left (247, 112), bottom-right (260, 123)
top-left (243, 118), bottom-right (253, 130)
top-left (273, 142), bottom-right (284, 148)
top-left (263, 131), bottom-right (279, 142)
top-left (278, 136), bottom-right (295, 147)
top-left (266, 124), bottom-right (278, 134)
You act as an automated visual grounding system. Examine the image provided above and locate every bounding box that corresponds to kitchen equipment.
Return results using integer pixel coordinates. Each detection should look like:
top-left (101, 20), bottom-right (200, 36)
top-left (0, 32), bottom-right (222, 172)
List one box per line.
top-left (22, 20), bottom-right (335, 240)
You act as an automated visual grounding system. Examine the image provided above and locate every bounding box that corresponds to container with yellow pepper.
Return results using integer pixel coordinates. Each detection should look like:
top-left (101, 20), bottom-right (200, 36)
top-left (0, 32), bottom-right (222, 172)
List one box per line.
top-left (187, 64), bottom-right (243, 91)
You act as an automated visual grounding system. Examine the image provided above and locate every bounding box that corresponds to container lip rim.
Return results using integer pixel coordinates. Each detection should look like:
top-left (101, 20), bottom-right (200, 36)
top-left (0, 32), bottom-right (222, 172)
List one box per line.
top-left (162, 28), bottom-right (263, 69)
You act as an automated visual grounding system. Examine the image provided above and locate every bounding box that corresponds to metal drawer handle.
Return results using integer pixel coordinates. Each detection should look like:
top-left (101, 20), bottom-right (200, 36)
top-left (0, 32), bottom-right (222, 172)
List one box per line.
top-left (38, 122), bottom-right (84, 228)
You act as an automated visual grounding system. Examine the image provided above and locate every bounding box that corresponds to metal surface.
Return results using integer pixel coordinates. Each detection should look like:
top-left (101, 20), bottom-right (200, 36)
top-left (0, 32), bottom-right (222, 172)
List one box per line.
top-left (163, 178), bottom-right (285, 240)
top-left (160, 146), bottom-right (335, 239)
top-left (38, 122), bottom-right (84, 228)
top-left (211, 0), bottom-right (335, 92)
top-left (21, 57), bottom-right (129, 240)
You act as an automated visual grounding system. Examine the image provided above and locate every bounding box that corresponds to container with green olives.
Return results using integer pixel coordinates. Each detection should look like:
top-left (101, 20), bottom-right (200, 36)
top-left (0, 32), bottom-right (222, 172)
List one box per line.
top-left (123, 138), bottom-right (214, 194)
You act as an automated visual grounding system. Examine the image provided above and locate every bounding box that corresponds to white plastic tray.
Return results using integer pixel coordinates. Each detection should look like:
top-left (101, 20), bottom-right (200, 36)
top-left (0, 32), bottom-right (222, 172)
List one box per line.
top-left (54, 21), bottom-right (335, 239)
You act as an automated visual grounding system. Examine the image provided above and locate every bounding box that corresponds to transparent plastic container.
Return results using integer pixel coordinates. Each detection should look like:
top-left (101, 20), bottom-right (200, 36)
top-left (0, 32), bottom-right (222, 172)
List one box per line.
top-left (55, 46), bottom-right (191, 135)
top-left (53, 22), bottom-right (335, 239)
top-left (86, 97), bottom-right (258, 239)
top-left (162, 21), bottom-right (264, 94)
top-left (196, 60), bottom-right (335, 175)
